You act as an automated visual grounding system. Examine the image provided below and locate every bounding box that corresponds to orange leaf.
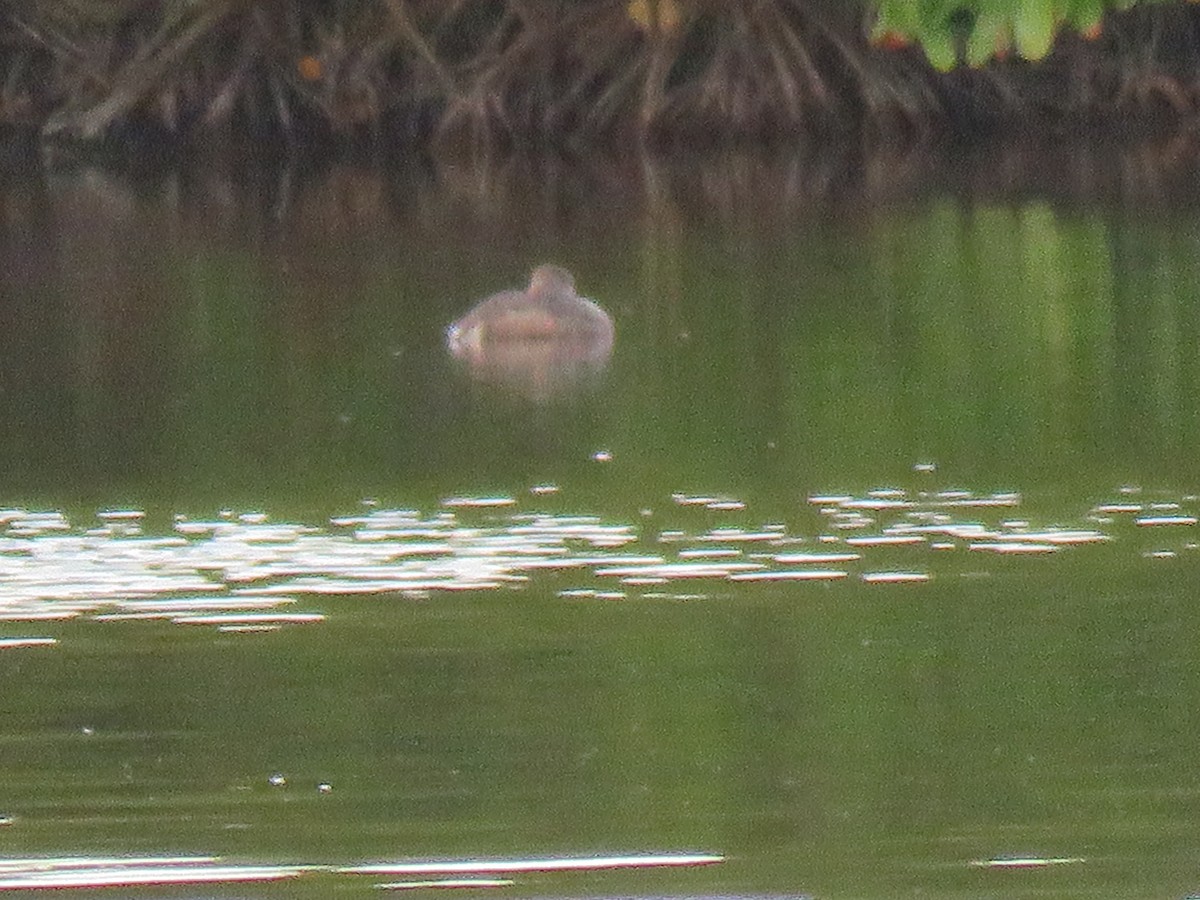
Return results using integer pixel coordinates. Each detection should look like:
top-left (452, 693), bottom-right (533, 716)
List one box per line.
top-left (297, 55), bottom-right (322, 81)
top-left (873, 30), bottom-right (910, 51)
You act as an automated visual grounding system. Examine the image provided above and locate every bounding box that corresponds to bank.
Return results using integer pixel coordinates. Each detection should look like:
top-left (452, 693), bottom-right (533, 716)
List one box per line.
top-left (2, 1), bottom-right (1199, 151)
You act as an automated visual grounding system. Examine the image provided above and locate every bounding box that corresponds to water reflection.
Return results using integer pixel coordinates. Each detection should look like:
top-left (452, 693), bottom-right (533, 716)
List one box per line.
top-left (0, 485), bottom-right (1193, 642)
top-left (4, 146), bottom-right (1200, 497)
top-left (0, 861), bottom-right (309, 890)
top-left (448, 332), bottom-right (614, 402)
top-left (0, 852), bottom-right (721, 892)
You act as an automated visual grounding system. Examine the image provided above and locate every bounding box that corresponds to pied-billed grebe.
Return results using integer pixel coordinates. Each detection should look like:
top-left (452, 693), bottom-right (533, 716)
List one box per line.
top-left (446, 265), bottom-right (614, 357)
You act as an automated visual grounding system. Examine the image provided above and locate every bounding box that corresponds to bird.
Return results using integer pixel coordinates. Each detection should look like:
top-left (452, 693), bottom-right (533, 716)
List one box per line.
top-left (446, 265), bottom-right (614, 357)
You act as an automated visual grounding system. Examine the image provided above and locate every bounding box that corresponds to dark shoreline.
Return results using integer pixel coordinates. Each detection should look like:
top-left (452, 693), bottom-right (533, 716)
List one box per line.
top-left (4, 1), bottom-right (1200, 154)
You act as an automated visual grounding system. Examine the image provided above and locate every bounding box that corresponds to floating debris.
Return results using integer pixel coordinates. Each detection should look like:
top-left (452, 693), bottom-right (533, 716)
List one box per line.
top-left (1135, 515), bottom-right (1197, 527)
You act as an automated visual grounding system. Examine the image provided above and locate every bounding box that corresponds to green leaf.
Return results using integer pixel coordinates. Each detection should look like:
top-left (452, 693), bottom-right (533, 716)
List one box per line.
top-left (1014, 0), bottom-right (1055, 60)
top-left (916, 0), bottom-right (957, 33)
top-left (966, 13), bottom-right (1007, 66)
top-left (871, 0), bottom-right (921, 40)
top-left (1063, 0), bottom-right (1104, 29)
top-left (922, 29), bottom-right (958, 70)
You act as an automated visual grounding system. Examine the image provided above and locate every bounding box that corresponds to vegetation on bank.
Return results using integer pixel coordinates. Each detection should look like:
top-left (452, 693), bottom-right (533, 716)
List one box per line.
top-left (2, 0), bottom-right (1199, 148)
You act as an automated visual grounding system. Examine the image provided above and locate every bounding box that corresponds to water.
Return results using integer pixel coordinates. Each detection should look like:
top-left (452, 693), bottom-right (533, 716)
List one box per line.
top-left (2, 144), bottom-right (1200, 897)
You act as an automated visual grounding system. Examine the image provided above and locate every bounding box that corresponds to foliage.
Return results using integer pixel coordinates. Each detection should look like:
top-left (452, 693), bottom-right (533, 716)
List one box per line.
top-left (871, 0), bottom-right (1147, 68)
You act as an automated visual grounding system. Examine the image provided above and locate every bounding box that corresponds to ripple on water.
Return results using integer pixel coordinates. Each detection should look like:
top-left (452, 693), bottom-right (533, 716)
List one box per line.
top-left (0, 487), bottom-right (1191, 642)
top-left (1136, 514), bottom-right (1198, 527)
top-left (0, 858), bottom-right (309, 890)
top-left (861, 572), bottom-right (931, 584)
top-left (0, 637), bottom-right (57, 649)
top-left (0, 851), bottom-right (725, 890)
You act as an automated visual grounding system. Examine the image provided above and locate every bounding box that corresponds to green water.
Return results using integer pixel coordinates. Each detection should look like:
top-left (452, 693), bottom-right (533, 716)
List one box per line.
top-left (1, 149), bottom-right (1200, 897)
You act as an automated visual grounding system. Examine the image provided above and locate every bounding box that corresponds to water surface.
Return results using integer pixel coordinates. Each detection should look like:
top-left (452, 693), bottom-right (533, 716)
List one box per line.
top-left (2, 143), bottom-right (1200, 898)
